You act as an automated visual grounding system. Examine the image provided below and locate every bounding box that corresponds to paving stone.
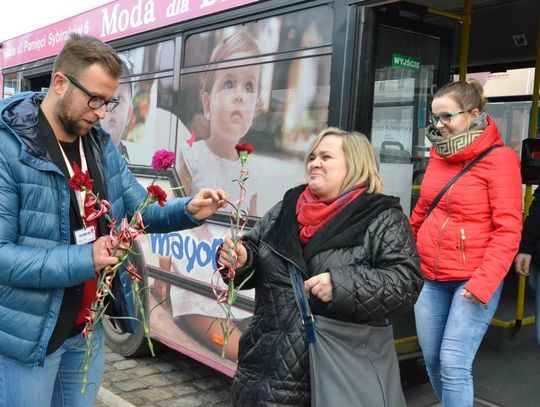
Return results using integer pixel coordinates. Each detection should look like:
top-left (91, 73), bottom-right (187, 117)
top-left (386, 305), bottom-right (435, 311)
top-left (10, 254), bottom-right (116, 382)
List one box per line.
top-left (141, 373), bottom-right (173, 387)
top-left (100, 346), bottom-right (232, 406)
top-left (106, 351), bottom-right (126, 362)
top-left (132, 365), bottom-right (161, 377)
top-left (114, 359), bottom-right (139, 370)
top-left (131, 387), bottom-right (177, 402)
top-left (169, 384), bottom-right (199, 397)
top-left (162, 370), bottom-right (194, 383)
top-left (104, 370), bottom-right (133, 382)
top-left (114, 379), bottom-right (148, 392)
top-left (123, 395), bottom-right (146, 406)
top-left (200, 388), bottom-right (232, 404)
top-left (191, 376), bottom-right (229, 391)
top-left (153, 361), bottom-right (178, 373)
top-left (156, 396), bottom-right (204, 407)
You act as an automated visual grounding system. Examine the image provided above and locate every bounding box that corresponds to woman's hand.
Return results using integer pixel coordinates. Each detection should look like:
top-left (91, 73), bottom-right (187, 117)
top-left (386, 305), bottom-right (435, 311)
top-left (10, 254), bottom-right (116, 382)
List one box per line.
top-left (218, 236), bottom-right (248, 270)
top-left (187, 188), bottom-right (228, 220)
top-left (514, 253), bottom-right (532, 277)
top-left (460, 288), bottom-right (480, 303)
top-left (304, 272), bottom-right (333, 303)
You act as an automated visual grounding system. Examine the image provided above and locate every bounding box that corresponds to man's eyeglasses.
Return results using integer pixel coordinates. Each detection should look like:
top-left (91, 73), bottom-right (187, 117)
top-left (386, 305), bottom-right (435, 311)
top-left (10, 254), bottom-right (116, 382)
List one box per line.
top-left (429, 111), bottom-right (467, 126)
top-left (63, 73), bottom-right (119, 112)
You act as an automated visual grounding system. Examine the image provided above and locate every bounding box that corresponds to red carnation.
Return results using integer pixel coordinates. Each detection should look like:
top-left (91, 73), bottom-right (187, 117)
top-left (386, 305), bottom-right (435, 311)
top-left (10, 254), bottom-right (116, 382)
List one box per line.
top-left (235, 143), bottom-right (254, 165)
top-left (68, 162), bottom-right (94, 192)
top-left (234, 143), bottom-right (254, 154)
top-left (147, 185), bottom-right (167, 207)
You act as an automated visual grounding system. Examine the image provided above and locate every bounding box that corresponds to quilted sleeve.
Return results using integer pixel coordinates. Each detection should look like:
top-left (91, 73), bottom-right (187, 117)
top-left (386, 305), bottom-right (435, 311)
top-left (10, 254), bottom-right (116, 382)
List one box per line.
top-left (325, 208), bottom-right (423, 322)
top-left (222, 202), bottom-right (282, 290)
top-left (0, 148), bottom-right (95, 289)
top-left (464, 148), bottom-right (522, 303)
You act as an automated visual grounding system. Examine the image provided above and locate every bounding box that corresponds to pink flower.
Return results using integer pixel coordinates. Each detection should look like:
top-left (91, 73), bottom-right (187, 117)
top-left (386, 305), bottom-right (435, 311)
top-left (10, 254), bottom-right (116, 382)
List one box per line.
top-left (151, 149), bottom-right (176, 170)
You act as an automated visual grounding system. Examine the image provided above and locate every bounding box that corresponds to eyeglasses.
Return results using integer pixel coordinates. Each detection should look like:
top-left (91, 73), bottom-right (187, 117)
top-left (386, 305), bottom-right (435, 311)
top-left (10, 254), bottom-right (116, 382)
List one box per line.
top-left (63, 73), bottom-right (119, 112)
top-left (429, 111), bottom-right (467, 126)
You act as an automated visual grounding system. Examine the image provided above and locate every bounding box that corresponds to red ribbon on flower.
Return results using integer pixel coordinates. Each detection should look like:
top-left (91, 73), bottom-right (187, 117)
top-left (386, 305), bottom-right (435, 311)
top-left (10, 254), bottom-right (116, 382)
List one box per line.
top-left (68, 148), bottom-right (176, 393)
top-left (125, 263), bottom-right (142, 282)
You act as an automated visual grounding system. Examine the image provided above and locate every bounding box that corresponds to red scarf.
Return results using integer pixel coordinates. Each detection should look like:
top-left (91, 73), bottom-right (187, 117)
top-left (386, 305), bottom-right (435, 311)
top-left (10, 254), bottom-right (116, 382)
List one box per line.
top-left (296, 184), bottom-right (366, 246)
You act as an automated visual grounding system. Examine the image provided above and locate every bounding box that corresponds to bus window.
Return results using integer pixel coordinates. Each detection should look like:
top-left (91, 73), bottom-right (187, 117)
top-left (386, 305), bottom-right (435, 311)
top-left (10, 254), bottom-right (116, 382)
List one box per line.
top-left (3, 72), bottom-right (21, 97)
top-left (106, 41), bottom-right (176, 166)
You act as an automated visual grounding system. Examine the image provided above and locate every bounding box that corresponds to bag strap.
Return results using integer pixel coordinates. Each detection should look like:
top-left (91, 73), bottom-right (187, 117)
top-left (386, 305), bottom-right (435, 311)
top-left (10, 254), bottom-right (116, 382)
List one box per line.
top-left (424, 144), bottom-right (502, 220)
top-left (288, 264), bottom-right (316, 344)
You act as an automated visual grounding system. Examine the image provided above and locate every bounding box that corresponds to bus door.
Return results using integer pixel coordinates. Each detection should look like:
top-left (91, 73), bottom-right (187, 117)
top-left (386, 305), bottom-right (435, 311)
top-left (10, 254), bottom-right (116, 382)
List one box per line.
top-left (350, 1), bottom-right (453, 363)
top-left (27, 73), bottom-right (51, 92)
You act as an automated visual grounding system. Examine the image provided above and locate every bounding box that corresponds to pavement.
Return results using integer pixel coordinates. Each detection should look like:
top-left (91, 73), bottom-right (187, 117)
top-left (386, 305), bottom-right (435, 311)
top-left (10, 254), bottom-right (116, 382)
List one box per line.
top-left (95, 346), bottom-right (232, 407)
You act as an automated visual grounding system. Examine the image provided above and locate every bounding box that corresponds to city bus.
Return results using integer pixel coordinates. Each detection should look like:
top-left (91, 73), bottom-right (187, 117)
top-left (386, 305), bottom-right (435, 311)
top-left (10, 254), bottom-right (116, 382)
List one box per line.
top-left (2, 0), bottom-right (539, 403)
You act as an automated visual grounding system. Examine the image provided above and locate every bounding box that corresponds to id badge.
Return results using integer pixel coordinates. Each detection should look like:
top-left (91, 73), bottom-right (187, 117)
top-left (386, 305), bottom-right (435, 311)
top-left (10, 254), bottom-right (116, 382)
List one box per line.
top-left (74, 226), bottom-right (96, 245)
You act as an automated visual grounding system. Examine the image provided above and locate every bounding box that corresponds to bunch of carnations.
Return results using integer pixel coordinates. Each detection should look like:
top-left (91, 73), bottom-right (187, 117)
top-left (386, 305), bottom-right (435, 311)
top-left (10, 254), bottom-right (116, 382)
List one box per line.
top-left (212, 143), bottom-right (254, 358)
top-left (68, 149), bottom-right (175, 393)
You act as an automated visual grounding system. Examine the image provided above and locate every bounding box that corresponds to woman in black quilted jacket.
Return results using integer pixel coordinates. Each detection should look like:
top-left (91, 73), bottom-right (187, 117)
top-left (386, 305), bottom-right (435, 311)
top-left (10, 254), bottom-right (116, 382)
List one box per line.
top-left (218, 127), bottom-right (423, 406)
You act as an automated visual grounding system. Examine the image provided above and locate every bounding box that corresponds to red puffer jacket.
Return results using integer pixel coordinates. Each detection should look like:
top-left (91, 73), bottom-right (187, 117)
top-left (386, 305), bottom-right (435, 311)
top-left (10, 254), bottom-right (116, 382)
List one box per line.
top-left (410, 116), bottom-right (522, 304)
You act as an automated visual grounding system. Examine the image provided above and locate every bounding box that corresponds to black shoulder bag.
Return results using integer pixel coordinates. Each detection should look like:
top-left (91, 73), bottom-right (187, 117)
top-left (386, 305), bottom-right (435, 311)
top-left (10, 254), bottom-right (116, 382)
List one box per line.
top-left (424, 144), bottom-right (502, 220)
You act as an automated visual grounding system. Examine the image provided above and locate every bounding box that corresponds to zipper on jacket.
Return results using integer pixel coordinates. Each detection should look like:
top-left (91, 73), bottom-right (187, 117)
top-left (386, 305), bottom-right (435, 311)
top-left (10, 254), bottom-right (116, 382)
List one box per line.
top-left (433, 184), bottom-right (455, 279)
top-left (460, 228), bottom-right (467, 264)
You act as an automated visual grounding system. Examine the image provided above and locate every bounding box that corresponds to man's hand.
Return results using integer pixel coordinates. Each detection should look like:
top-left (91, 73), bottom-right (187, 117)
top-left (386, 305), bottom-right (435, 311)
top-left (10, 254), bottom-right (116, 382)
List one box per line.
top-left (92, 236), bottom-right (119, 273)
top-left (187, 188), bottom-right (228, 220)
top-left (514, 253), bottom-right (532, 276)
top-left (304, 272), bottom-right (333, 303)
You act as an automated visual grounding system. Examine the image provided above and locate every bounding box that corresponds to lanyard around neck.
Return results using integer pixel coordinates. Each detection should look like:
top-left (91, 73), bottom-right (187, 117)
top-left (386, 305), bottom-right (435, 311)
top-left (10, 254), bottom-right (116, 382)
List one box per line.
top-left (57, 137), bottom-right (88, 220)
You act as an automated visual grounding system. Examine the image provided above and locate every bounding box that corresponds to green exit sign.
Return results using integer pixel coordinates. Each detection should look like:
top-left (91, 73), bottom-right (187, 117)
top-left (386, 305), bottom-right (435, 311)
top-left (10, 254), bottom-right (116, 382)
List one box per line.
top-left (392, 53), bottom-right (421, 72)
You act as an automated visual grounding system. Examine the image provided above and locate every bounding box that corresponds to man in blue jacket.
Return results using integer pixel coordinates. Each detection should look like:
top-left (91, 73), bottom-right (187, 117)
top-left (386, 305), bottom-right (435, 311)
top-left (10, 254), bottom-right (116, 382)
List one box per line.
top-left (0, 34), bottom-right (227, 406)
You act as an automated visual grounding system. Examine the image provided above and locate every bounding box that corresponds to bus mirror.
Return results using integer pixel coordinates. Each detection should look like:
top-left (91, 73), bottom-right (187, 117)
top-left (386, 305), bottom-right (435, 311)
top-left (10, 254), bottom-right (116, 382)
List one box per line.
top-left (521, 138), bottom-right (540, 185)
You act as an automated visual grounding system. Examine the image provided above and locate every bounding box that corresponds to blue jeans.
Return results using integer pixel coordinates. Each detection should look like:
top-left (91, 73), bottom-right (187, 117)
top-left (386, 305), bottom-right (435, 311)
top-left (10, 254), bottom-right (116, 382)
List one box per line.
top-left (0, 324), bottom-right (104, 407)
top-left (414, 279), bottom-right (502, 407)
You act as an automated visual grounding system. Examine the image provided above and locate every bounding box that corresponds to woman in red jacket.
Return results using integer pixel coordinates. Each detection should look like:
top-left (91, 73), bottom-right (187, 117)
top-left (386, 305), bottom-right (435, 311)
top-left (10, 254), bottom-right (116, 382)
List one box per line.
top-left (410, 80), bottom-right (522, 407)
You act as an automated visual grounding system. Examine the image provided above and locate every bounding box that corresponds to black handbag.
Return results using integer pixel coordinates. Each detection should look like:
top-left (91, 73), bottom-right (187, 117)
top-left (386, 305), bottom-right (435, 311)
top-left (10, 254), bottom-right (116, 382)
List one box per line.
top-left (289, 265), bottom-right (406, 407)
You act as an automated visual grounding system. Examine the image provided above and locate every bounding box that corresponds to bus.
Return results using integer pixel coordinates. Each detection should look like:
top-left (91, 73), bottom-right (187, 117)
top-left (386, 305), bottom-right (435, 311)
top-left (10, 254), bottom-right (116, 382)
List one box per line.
top-left (2, 0), bottom-right (540, 403)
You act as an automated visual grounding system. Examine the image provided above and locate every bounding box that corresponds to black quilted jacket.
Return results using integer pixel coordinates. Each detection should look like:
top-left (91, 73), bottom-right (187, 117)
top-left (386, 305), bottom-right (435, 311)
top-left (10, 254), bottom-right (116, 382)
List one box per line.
top-left (230, 185), bottom-right (423, 406)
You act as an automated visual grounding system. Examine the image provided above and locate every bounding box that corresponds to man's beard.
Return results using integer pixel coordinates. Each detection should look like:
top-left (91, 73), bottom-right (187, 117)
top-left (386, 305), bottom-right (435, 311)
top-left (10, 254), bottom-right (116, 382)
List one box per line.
top-left (56, 95), bottom-right (91, 138)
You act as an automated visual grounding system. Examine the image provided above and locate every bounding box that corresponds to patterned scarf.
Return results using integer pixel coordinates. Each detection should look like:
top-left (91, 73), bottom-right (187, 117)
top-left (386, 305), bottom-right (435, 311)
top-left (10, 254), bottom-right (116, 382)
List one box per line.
top-left (296, 184), bottom-right (366, 246)
top-left (426, 112), bottom-right (488, 157)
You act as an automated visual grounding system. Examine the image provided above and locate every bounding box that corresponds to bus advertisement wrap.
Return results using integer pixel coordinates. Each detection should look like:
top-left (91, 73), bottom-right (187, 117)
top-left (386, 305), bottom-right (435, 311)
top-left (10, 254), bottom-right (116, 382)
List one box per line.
top-left (95, 4), bottom-right (334, 373)
top-left (1, 0), bottom-right (259, 69)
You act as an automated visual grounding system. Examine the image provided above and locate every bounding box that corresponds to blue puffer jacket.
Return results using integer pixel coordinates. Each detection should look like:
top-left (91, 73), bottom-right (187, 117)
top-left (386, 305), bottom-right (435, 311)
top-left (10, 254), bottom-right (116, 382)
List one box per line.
top-left (0, 92), bottom-right (202, 366)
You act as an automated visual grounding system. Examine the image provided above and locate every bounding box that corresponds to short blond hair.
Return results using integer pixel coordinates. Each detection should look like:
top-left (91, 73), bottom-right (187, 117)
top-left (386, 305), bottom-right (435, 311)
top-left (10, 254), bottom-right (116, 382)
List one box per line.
top-left (304, 127), bottom-right (383, 194)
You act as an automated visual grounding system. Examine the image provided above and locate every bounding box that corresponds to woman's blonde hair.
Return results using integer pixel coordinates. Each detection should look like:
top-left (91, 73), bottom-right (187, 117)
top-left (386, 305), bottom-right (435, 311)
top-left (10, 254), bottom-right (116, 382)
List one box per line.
top-left (304, 127), bottom-right (383, 194)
